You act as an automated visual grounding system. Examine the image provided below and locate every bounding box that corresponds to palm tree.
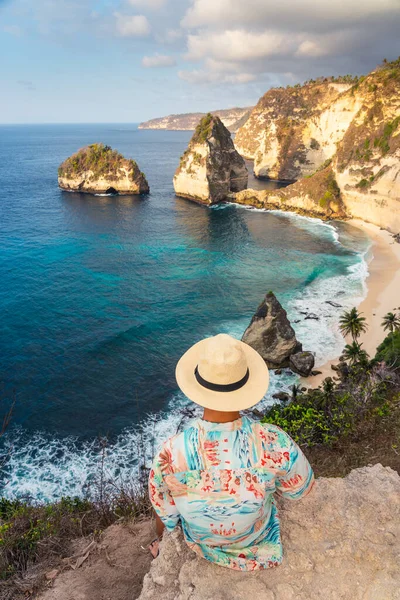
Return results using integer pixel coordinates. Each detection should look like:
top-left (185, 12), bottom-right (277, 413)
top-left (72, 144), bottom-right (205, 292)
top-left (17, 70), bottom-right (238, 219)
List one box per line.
top-left (339, 307), bottom-right (368, 341)
top-left (291, 384), bottom-right (302, 401)
top-left (381, 312), bottom-right (400, 334)
top-left (342, 341), bottom-right (369, 365)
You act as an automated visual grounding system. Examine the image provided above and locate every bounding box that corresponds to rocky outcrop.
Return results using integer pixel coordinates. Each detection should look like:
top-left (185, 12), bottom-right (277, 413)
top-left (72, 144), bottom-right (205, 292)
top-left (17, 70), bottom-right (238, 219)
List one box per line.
top-left (242, 292), bottom-right (310, 369)
top-left (173, 114), bottom-right (248, 205)
top-left (139, 107), bottom-right (252, 132)
top-left (290, 351), bottom-right (315, 377)
top-left (139, 464), bottom-right (400, 600)
top-left (58, 143), bottom-right (149, 195)
top-left (235, 166), bottom-right (347, 220)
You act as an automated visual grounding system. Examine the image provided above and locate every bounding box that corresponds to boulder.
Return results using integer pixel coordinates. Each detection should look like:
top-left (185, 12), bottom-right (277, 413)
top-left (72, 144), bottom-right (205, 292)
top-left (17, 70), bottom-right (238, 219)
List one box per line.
top-left (289, 351), bottom-right (315, 377)
top-left (272, 392), bottom-right (290, 402)
top-left (58, 143), bottom-right (149, 195)
top-left (139, 464), bottom-right (400, 600)
top-left (173, 114), bottom-right (248, 205)
top-left (242, 292), bottom-right (302, 368)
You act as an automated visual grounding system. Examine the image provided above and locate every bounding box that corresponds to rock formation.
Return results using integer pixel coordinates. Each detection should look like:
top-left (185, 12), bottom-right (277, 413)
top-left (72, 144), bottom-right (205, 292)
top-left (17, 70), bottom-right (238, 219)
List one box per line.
top-left (173, 114), bottom-right (248, 205)
top-left (58, 143), bottom-right (149, 195)
top-left (139, 107), bottom-right (252, 132)
top-left (139, 464), bottom-right (400, 600)
top-left (289, 351), bottom-right (315, 377)
top-left (242, 292), bottom-right (314, 374)
top-left (234, 59), bottom-right (400, 232)
top-left (235, 166), bottom-right (346, 220)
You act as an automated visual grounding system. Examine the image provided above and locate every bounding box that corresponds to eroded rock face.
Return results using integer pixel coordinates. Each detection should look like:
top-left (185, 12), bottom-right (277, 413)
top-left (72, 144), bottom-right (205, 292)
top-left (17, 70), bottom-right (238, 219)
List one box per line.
top-left (139, 464), bottom-right (400, 600)
top-left (242, 292), bottom-right (302, 368)
top-left (58, 143), bottom-right (149, 195)
top-left (173, 114), bottom-right (248, 205)
top-left (235, 80), bottom-right (357, 180)
top-left (290, 351), bottom-right (315, 377)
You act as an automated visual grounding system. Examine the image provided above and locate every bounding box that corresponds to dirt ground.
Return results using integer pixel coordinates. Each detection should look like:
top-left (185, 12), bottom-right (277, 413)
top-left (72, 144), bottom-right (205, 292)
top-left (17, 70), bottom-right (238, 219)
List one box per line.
top-left (35, 520), bottom-right (153, 600)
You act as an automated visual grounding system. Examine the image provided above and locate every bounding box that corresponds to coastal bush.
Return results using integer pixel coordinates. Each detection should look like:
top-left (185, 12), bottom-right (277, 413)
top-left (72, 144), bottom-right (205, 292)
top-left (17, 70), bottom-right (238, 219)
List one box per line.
top-left (192, 113), bottom-right (214, 144)
top-left (375, 331), bottom-right (400, 368)
top-left (373, 116), bottom-right (400, 155)
top-left (58, 143), bottom-right (139, 181)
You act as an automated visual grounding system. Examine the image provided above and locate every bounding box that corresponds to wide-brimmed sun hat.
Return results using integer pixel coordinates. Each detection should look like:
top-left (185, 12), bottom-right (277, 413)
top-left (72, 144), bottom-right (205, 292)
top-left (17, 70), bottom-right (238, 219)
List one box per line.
top-left (175, 333), bottom-right (269, 412)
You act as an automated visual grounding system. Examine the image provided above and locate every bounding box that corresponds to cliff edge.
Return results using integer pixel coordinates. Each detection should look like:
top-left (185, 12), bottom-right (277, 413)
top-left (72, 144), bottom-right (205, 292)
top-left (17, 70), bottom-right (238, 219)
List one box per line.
top-left (173, 114), bottom-right (248, 205)
top-left (58, 143), bottom-right (149, 195)
top-left (139, 464), bottom-right (400, 600)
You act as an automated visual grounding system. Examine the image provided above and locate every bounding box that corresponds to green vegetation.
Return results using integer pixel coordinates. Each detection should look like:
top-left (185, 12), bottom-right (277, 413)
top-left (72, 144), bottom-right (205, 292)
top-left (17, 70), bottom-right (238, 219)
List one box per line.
top-left (0, 434), bottom-right (151, 588)
top-left (310, 138), bottom-right (320, 150)
top-left (373, 116), bottom-right (400, 155)
top-left (192, 113), bottom-right (214, 144)
top-left (319, 171), bottom-right (340, 207)
top-left (356, 178), bottom-right (370, 189)
top-left (262, 307), bottom-right (400, 449)
top-left (58, 143), bottom-right (139, 181)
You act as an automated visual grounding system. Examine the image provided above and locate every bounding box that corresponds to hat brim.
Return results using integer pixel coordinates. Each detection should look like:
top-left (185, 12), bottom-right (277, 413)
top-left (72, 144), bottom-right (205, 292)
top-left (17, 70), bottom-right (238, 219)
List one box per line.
top-left (175, 338), bottom-right (269, 412)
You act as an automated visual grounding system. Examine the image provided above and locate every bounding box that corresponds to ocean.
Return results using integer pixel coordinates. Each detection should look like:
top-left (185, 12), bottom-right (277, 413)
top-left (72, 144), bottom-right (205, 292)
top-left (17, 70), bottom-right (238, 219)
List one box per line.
top-left (0, 124), bottom-right (370, 500)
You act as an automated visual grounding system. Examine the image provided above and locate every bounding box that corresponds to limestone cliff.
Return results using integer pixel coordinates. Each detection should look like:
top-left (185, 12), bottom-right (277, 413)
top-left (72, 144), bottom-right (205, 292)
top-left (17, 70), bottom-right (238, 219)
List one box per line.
top-left (235, 166), bottom-right (347, 220)
top-left (235, 59), bottom-right (400, 231)
top-left (173, 114), bottom-right (248, 205)
top-left (139, 464), bottom-right (400, 600)
top-left (139, 107), bottom-right (252, 132)
top-left (58, 143), bottom-right (149, 195)
top-left (235, 78), bottom-right (358, 180)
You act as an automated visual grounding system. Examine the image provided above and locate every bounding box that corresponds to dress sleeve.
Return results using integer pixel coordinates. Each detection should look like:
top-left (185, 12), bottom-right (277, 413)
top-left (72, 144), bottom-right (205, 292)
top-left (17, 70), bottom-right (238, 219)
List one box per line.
top-left (148, 445), bottom-right (180, 531)
top-left (275, 431), bottom-right (315, 500)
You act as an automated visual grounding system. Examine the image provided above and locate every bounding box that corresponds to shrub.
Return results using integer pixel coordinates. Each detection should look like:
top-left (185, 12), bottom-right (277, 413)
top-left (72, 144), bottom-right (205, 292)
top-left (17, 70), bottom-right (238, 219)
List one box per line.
top-left (375, 331), bottom-right (400, 368)
top-left (58, 144), bottom-right (138, 181)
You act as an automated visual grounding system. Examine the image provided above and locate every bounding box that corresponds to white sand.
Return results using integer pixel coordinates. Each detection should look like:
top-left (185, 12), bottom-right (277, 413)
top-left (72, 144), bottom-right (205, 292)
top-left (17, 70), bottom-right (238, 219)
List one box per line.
top-left (305, 219), bottom-right (400, 387)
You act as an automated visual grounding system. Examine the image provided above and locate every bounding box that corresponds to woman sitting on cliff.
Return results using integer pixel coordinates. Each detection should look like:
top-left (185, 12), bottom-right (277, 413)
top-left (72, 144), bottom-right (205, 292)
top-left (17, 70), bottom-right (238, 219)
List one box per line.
top-left (148, 334), bottom-right (314, 571)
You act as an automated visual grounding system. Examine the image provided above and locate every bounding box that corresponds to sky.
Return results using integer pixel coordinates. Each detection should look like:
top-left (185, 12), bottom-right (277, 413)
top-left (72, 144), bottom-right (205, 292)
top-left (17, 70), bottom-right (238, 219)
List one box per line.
top-left (1, 0), bottom-right (400, 124)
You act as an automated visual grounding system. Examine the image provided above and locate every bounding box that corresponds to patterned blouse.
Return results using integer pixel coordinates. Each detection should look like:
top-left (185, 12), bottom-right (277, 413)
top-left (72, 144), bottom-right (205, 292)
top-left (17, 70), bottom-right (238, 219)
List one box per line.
top-left (149, 416), bottom-right (314, 571)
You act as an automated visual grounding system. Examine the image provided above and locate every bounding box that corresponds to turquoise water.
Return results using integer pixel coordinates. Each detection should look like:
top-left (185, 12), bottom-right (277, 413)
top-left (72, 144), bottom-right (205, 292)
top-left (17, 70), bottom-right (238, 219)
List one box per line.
top-left (0, 124), bottom-right (370, 500)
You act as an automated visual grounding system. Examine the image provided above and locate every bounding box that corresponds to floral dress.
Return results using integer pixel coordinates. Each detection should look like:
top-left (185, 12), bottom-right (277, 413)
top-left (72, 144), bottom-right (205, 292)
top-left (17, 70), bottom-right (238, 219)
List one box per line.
top-left (149, 416), bottom-right (314, 571)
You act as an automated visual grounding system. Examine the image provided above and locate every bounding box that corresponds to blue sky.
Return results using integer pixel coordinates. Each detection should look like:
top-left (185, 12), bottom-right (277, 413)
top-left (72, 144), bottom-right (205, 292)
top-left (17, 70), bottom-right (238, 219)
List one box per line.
top-left (1, 0), bottom-right (399, 124)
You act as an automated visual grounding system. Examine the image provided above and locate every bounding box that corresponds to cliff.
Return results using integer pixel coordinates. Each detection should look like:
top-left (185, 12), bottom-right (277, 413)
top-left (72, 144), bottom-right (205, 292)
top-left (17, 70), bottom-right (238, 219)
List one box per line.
top-left (58, 144), bottom-right (149, 195)
top-left (139, 464), bottom-right (400, 600)
top-left (235, 77), bottom-right (357, 180)
top-left (173, 114), bottom-right (248, 205)
top-left (235, 59), bottom-right (400, 231)
top-left (139, 107), bottom-right (252, 132)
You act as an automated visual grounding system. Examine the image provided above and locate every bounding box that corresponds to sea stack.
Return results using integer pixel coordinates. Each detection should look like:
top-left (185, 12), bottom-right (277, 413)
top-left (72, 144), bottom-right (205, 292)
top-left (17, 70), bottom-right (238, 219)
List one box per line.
top-left (58, 143), bottom-right (149, 195)
top-left (242, 291), bottom-right (315, 375)
top-left (173, 114), bottom-right (248, 205)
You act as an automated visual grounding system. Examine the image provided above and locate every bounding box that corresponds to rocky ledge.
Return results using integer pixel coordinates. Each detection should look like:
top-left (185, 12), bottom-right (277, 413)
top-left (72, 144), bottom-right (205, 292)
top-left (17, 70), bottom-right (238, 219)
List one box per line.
top-left (242, 292), bottom-right (315, 375)
top-left (139, 464), bottom-right (400, 600)
top-left (58, 143), bottom-right (149, 195)
top-left (235, 166), bottom-right (346, 221)
top-left (173, 114), bottom-right (248, 205)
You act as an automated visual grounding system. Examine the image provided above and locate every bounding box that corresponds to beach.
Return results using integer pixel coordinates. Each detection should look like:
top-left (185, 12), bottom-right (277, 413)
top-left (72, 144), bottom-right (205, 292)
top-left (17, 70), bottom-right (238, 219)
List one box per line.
top-left (307, 219), bottom-right (400, 387)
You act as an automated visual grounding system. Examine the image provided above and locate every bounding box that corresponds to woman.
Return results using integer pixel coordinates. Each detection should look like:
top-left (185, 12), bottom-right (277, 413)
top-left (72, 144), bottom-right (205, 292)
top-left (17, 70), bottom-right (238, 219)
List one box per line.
top-left (148, 333), bottom-right (314, 571)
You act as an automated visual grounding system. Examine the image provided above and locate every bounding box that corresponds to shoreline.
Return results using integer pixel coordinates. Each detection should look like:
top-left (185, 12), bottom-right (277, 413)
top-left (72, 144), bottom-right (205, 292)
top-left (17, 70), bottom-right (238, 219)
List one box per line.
top-left (306, 219), bottom-right (400, 387)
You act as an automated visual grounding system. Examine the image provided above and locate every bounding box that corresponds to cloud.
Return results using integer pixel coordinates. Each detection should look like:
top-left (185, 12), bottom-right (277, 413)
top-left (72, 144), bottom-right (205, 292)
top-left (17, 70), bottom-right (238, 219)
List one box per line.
top-left (178, 0), bottom-right (400, 86)
top-left (17, 80), bottom-right (36, 91)
top-left (178, 70), bottom-right (256, 84)
top-left (128, 0), bottom-right (167, 9)
top-left (114, 13), bottom-right (150, 37)
top-left (2, 24), bottom-right (22, 36)
top-left (186, 30), bottom-right (291, 62)
top-left (142, 53), bottom-right (176, 67)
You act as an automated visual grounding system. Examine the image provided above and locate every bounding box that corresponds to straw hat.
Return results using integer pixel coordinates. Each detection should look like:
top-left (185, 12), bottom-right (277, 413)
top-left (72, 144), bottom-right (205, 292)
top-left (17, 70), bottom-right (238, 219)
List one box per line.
top-left (175, 333), bottom-right (269, 412)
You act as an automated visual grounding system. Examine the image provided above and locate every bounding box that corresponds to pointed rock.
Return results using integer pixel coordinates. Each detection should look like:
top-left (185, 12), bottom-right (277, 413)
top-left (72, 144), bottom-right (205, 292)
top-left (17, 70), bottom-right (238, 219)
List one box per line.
top-left (173, 114), bottom-right (248, 205)
top-left (242, 292), bottom-right (302, 368)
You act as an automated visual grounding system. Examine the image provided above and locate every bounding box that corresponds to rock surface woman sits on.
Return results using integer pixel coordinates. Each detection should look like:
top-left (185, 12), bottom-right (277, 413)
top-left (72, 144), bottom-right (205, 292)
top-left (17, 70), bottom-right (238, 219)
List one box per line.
top-left (148, 334), bottom-right (314, 571)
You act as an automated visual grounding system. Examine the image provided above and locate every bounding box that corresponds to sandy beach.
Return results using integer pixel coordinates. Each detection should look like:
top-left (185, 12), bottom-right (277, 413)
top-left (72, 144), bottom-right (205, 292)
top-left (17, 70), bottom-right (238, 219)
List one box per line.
top-left (306, 219), bottom-right (400, 387)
